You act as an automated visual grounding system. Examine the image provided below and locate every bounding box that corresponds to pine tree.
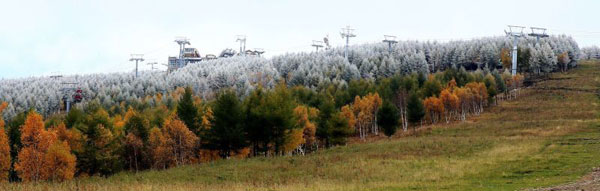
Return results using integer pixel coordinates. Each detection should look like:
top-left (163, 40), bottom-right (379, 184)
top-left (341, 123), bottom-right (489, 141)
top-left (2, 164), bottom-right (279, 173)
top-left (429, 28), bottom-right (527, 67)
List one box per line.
top-left (316, 99), bottom-right (336, 147)
top-left (377, 101), bottom-right (400, 138)
top-left (177, 87), bottom-right (199, 134)
top-left (204, 90), bottom-right (247, 158)
top-left (407, 92), bottom-right (425, 131)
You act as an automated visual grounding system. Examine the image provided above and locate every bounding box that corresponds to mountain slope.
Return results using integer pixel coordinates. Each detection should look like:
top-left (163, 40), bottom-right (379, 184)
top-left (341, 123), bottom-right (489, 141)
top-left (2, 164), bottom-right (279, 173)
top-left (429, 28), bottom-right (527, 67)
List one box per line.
top-left (2, 60), bottom-right (598, 190)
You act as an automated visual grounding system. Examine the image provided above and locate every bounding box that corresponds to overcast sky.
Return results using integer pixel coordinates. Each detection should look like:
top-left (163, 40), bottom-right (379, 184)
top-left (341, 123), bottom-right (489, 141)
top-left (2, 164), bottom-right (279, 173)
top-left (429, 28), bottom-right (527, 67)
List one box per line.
top-left (0, 0), bottom-right (598, 78)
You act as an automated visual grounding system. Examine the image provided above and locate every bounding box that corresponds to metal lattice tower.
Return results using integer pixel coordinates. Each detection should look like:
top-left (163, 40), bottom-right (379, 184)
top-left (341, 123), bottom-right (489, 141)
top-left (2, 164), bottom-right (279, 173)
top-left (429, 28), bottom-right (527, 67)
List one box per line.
top-left (236, 35), bottom-right (247, 56)
top-left (340, 26), bottom-right (356, 60)
top-left (382, 35), bottom-right (398, 54)
top-left (311, 40), bottom-right (324, 52)
top-left (505, 25), bottom-right (525, 76)
top-left (528, 27), bottom-right (549, 44)
top-left (129, 54), bottom-right (145, 78)
top-left (174, 37), bottom-right (191, 69)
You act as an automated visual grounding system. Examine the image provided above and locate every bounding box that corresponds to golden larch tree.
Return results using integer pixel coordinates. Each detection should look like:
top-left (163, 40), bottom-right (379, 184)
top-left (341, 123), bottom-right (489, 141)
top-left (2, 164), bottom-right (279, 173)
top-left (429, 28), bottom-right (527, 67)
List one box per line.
top-left (42, 141), bottom-right (76, 181)
top-left (162, 119), bottom-right (198, 166)
top-left (0, 102), bottom-right (10, 182)
top-left (15, 111), bottom-right (54, 182)
top-left (148, 127), bottom-right (170, 169)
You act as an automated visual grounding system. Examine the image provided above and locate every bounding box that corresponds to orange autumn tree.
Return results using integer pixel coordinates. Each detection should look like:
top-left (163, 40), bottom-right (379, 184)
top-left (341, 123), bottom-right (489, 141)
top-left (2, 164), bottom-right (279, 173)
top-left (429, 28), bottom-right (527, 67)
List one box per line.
top-left (454, 87), bottom-right (472, 121)
top-left (15, 111), bottom-right (76, 182)
top-left (0, 102), bottom-right (10, 182)
top-left (440, 89), bottom-right (459, 123)
top-left (162, 118), bottom-right (198, 166)
top-left (15, 111), bottom-right (51, 182)
top-left (423, 96), bottom-right (444, 124)
top-left (148, 127), bottom-right (170, 169)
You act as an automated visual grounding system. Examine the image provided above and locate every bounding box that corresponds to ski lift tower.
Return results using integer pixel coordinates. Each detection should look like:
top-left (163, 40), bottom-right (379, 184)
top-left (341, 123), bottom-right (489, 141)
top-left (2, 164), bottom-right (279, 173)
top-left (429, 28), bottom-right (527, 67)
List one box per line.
top-left (129, 54), bottom-right (145, 78)
top-left (340, 26), bottom-right (356, 60)
top-left (505, 25), bottom-right (525, 76)
top-left (60, 82), bottom-right (79, 113)
top-left (311, 40), bottom-right (324, 52)
top-left (236, 35), bottom-right (247, 56)
top-left (174, 37), bottom-right (191, 69)
top-left (528, 27), bottom-right (549, 44)
top-left (382, 35), bottom-right (398, 54)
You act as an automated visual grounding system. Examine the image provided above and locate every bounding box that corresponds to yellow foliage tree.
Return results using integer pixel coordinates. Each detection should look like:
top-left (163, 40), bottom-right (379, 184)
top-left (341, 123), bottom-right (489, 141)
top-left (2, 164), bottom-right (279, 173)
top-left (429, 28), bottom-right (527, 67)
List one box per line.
top-left (52, 123), bottom-right (83, 153)
top-left (351, 93), bottom-right (382, 139)
top-left (500, 48), bottom-right (512, 69)
top-left (43, 141), bottom-right (76, 181)
top-left (148, 127), bottom-right (170, 169)
top-left (424, 97), bottom-right (444, 124)
top-left (162, 119), bottom-right (198, 166)
top-left (283, 128), bottom-right (304, 154)
top-left (454, 87), bottom-right (473, 121)
top-left (440, 89), bottom-right (459, 123)
top-left (290, 105), bottom-right (319, 154)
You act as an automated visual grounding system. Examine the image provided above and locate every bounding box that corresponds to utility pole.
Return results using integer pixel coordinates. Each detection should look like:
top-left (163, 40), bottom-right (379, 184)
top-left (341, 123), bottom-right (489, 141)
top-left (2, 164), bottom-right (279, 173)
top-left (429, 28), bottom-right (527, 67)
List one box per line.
top-left (311, 40), bottom-right (324, 52)
top-left (129, 54), bottom-right (145, 78)
top-left (147, 62), bottom-right (158, 70)
top-left (340, 26), bottom-right (356, 60)
top-left (236, 35), bottom-right (246, 56)
top-left (382, 35), bottom-right (398, 54)
top-left (505, 25), bottom-right (525, 76)
top-left (528, 27), bottom-right (549, 44)
top-left (174, 37), bottom-right (191, 69)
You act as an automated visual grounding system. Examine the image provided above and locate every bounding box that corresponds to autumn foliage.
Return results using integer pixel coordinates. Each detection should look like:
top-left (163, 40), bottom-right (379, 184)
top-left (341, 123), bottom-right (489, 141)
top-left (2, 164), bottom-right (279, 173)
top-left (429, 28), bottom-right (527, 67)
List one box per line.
top-left (0, 102), bottom-right (10, 182)
top-left (15, 111), bottom-right (76, 182)
top-left (346, 93), bottom-right (382, 140)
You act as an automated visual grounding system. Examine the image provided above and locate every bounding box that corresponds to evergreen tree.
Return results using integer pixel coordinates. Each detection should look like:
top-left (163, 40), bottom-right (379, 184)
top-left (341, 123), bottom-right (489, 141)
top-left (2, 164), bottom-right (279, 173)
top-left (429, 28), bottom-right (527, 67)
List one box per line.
top-left (377, 101), bottom-right (400, 138)
top-left (204, 90), bottom-right (247, 158)
top-left (327, 112), bottom-right (351, 146)
top-left (407, 92), bottom-right (425, 131)
top-left (422, 78), bottom-right (442, 98)
top-left (177, 87), bottom-right (199, 134)
top-left (316, 99), bottom-right (335, 147)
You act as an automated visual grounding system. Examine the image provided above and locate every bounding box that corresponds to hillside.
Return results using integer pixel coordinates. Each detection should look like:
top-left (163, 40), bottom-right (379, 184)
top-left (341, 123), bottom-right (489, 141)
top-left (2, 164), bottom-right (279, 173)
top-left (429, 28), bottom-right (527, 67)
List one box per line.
top-left (2, 60), bottom-right (598, 190)
top-left (0, 35), bottom-right (579, 120)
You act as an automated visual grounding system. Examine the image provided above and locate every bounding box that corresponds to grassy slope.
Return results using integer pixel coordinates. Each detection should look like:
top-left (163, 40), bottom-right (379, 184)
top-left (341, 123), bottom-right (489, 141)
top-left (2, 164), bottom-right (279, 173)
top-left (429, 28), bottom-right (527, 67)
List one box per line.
top-left (3, 61), bottom-right (600, 191)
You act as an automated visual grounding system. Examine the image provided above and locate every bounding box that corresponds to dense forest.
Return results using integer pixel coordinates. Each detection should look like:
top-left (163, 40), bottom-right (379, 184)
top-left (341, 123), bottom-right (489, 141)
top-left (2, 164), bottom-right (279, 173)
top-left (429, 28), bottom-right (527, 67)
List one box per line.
top-left (0, 34), bottom-right (587, 182)
top-left (0, 35), bottom-right (580, 120)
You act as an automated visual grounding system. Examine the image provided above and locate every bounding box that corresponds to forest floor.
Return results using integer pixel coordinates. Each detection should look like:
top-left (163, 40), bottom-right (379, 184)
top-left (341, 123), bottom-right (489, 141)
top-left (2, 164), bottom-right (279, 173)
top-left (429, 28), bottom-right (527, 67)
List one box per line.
top-left (2, 60), bottom-right (600, 191)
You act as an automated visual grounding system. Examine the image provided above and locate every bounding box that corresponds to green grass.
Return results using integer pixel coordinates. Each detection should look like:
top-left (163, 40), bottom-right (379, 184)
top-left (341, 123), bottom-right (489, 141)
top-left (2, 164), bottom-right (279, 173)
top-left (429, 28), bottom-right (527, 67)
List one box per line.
top-left (3, 61), bottom-right (600, 191)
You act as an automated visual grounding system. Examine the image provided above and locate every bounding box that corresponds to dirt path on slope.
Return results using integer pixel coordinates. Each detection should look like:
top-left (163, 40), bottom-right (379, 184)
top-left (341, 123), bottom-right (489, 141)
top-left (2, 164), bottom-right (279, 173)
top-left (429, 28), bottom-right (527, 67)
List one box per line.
top-left (530, 168), bottom-right (600, 191)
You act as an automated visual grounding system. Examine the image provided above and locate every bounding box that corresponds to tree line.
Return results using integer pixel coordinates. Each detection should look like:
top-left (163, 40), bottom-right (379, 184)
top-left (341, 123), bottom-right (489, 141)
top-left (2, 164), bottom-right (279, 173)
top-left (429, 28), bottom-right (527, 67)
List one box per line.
top-left (0, 35), bottom-right (580, 120)
top-left (0, 65), bottom-right (528, 182)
